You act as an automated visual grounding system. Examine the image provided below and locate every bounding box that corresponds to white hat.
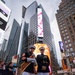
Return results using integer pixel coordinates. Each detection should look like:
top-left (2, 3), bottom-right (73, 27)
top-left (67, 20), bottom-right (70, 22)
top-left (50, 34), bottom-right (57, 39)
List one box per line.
top-left (39, 47), bottom-right (45, 50)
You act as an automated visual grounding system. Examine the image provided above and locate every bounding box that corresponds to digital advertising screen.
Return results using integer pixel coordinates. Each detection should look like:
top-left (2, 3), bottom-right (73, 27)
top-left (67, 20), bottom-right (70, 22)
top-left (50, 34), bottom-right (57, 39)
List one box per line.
top-left (0, 1), bottom-right (11, 30)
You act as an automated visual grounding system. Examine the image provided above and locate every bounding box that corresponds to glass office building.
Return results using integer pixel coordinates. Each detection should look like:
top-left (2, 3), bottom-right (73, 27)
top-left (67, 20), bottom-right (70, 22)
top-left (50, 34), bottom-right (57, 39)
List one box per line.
top-left (1, 19), bottom-right (21, 62)
top-left (22, 1), bottom-right (52, 49)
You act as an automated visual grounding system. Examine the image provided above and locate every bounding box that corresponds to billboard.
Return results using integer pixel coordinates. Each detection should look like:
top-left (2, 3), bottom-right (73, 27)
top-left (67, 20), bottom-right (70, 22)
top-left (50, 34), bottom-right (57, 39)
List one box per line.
top-left (37, 8), bottom-right (44, 37)
top-left (34, 43), bottom-right (52, 74)
top-left (0, 1), bottom-right (11, 30)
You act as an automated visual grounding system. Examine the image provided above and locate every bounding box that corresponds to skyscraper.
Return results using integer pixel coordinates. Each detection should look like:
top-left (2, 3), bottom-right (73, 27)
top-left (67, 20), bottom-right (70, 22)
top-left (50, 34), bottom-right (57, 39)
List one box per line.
top-left (1, 19), bottom-right (21, 62)
top-left (19, 1), bottom-right (58, 74)
top-left (56, 0), bottom-right (75, 57)
top-left (22, 1), bottom-right (52, 48)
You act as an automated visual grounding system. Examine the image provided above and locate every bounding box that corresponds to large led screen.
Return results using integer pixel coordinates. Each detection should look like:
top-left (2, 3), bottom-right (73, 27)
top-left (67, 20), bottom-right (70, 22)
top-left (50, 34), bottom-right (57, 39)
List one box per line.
top-left (0, 17), bottom-right (7, 30)
top-left (59, 41), bottom-right (64, 53)
top-left (0, 1), bottom-right (11, 30)
top-left (34, 43), bottom-right (52, 74)
top-left (37, 8), bottom-right (44, 37)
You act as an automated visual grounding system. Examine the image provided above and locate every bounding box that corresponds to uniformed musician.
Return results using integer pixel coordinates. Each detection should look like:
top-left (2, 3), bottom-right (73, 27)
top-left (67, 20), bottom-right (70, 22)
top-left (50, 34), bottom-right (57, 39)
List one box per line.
top-left (36, 47), bottom-right (50, 75)
top-left (21, 45), bottom-right (37, 75)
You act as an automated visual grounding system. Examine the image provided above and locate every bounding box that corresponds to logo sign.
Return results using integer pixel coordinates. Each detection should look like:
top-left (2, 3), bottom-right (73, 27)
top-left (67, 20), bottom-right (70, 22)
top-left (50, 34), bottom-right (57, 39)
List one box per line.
top-left (37, 8), bottom-right (44, 37)
top-left (0, 1), bottom-right (11, 30)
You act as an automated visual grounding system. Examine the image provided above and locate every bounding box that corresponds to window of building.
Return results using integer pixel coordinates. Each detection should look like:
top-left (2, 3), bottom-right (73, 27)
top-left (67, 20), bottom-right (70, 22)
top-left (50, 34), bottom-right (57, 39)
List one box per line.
top-left (72, 53), bottom-right (74, 56)
top-left (63, 24), bottom-right (65, 25)
top-left (65, 29), bottom-right (67, 32)
top-left (67, 49), bottom-right (69, 52)
top-left (62, 30), bottom-right (64, 33)
top-left (59, 22), bottom-right (62, 25)
top-left (60, 25), bottom-right (62, 27)
top-left (70, 5), bottom-right (72, 9)
top-left (74, 42), bottom-right (75, 45)
top-left (74, 4), bottom-right (75, 7)
top-left (61, 28), bottom-right (63, 30)
top-left (66, 33), bottom-right (68, 35)
top-left (66, 36), bottom-right (69, 39)
top-left (69, 43), bottom-right (72, 47)
top-left (66, 45), bottom-right (68, 48)
top-left (64, 37), bottom-right (66, 40)
top-left (64, 26), bottom-right (66, 29)
top-left (70, 48), bottom-right (73, 51)
top-left (63, 34), bottom-right (65, 36)
top-left (72, 12), bottom-right (74, 14)
top-left (65, 41), bottom-right (67, 43)
top-left (68, 40), bottom-right (70, 42)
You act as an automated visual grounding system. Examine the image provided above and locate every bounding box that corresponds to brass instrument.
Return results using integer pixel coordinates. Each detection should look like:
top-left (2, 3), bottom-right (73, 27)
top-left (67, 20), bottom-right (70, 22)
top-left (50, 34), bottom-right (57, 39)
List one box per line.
top-left (20, 62), bottom-right (31, 73)
top-left (19, 54), bottom-right (35, 73)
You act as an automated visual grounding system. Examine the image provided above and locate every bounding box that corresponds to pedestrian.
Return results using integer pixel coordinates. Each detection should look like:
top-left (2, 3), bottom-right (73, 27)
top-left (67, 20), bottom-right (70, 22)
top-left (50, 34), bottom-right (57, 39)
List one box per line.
top-left (21, 45), bottom-right (37, 75)
top-left (6, 62), bottom-right (13, 71)
top-left (5, 61), bottom-right (14, 75)
top-left (0, 59), bottom-right (5, 75)
top-left (36, 47), bottom-right (50, 75)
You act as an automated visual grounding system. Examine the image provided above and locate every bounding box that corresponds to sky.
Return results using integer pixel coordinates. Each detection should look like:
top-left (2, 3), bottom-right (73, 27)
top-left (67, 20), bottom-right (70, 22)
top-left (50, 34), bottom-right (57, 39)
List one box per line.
top-left (0, 0), bottom-right (62, 64)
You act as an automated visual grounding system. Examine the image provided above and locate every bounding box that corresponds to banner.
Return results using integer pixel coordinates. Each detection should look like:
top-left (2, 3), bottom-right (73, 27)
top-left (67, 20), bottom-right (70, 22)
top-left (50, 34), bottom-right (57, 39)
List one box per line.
top-left (37, 8), bottom-right (44, 37)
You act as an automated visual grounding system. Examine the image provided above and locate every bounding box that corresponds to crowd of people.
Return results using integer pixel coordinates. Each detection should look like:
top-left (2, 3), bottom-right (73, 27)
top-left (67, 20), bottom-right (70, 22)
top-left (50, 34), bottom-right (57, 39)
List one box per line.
top-left (0, 59), bottom-right (16, 75)
top-left (0, 45), bottom-right (50, 75)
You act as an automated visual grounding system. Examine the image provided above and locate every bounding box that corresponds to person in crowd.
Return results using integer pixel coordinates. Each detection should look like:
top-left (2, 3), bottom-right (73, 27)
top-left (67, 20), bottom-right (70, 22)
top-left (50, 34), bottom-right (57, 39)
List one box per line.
top-left (36, 47), bottom-right (50, 75)
top-left (5, 61), bottom-right (14, 75)
top-left (21, 45), bottom-right (37, 75)
top-left (0, 59), bottom-right (5, 75)
top-left (6, 62), bottom-right (13, 71)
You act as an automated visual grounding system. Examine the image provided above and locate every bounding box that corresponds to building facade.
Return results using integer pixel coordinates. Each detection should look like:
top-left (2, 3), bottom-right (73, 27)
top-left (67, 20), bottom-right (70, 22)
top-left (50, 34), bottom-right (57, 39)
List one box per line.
top-left (20, 1), bottom-right (58, 74)
top-left (56, 0), bottom-right (75, 73)
top-left (22, 1), bottom-right (52, 49)
top-left (1, 19), bottom-right (21, 62)
top-left (56, 0), bottom-right (75, 57)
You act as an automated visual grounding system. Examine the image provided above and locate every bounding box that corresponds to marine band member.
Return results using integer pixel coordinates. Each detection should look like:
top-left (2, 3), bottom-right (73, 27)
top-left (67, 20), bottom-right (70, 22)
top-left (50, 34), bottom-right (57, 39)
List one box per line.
top-left (21, 45), bottom-right (37, 75)
top-left (36, 47), bottom-right (50, 75)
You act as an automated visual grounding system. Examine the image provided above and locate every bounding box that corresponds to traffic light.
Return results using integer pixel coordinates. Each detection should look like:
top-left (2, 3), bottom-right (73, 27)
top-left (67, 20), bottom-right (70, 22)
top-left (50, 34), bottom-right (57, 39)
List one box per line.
top-left (62, 59), bottom-right (67, 69)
